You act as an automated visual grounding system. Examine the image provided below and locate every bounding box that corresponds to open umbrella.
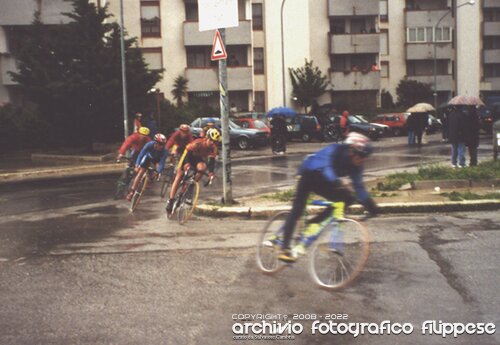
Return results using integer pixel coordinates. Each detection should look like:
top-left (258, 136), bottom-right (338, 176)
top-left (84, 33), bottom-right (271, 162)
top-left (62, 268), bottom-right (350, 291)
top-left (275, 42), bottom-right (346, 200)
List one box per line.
top-left (266, 106), bottom-right (296, 118)
top-left (448, 95), bottom-right (485, 106)
top-left (406, 103), bottom-right (435, 113)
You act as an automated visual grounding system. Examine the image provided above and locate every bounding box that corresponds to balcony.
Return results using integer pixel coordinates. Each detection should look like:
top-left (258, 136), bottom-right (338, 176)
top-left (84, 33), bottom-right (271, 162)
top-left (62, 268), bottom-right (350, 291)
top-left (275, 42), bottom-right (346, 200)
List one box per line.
top-left (185, 66), bottom-right (252, 92)
top-left (406, 75), bottom-right (453, 91)
top-left (330, 71), bottom-right (380, 91)
top-left (0, 0), bottom-right (73, 25)
top-left (330, 34), bottom-right (379, 54)
top-left (405, 9), bottom-right (453, 27)
top-left (184, 21), bottom-right (251, 46)
top-left (328, 0), bottom-right (378, 16)
top-left (484, 49), bottom-right (500, 63)
top-left (484, 22), bottom-right (500, 36)
top-left (484, 77), bottom-right (500, 90)
top-left (406, 43), bottom-right (453, 60)
top-left (483, 0), bottom-right (500, 8)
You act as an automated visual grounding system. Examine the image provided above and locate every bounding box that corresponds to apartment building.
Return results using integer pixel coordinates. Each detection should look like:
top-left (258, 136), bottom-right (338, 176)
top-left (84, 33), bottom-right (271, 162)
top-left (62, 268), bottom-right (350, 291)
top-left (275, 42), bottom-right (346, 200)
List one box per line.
top-left (1, 0), bottom-right (499, 112)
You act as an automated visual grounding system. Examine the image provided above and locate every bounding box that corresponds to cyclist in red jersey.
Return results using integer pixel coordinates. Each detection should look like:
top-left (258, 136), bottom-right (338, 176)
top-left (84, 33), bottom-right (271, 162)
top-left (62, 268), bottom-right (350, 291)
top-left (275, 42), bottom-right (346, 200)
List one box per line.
top-left (116, 127), bottom-right (151, 164)
top-left (165, 128), bottom-right (220, 213)
top-left (166, 124), bottom-right (194, 157)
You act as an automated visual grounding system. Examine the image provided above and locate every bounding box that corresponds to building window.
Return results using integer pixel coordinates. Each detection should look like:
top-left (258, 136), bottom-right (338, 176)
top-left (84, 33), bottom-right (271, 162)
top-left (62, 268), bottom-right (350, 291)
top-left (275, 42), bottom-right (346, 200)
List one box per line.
top-left (254, 91), bottom-right (265, 112)
top-left (483, 8), bottom-right (500, 22)
top-left (380, 30), bottom-right (388, 55)
top-left (407, 27), bottom-right (453, 43)
top-left (141, 2), bottom-right (161, 37)
top-left (253, 48), bottom-right (264, 74)
top-left (186, 46), bottom-right (216, 68)
top-left (484, 64), bottom-right (500, 78)
top-left (484, 36), bottom-right (500, 49)
top-left (379, 0), bottom-right (388, 22)
top-left (185, 2), bottom-right (198, 21)
top-left (380, 61), bottom-right (389, 78)
top-left (434, 27), bottom-right (451, 42)
top-left (142, 48), bottom-right (163, 70)
top-left (252, 3), bottom-right (263, 30)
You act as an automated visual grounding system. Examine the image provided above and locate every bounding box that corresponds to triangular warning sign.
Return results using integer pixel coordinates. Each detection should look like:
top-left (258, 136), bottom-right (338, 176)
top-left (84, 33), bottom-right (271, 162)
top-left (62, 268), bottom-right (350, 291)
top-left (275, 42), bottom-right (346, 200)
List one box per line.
top-left (211, 29), bottom-right (227, 61)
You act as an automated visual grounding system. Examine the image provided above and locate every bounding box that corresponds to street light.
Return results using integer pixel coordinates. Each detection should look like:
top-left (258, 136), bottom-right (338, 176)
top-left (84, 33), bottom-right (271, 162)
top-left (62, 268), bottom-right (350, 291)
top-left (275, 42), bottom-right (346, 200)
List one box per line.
top-left (281, 0), bottom-right (287, 106)
top-left (433, 0), bottom-right (475, 110)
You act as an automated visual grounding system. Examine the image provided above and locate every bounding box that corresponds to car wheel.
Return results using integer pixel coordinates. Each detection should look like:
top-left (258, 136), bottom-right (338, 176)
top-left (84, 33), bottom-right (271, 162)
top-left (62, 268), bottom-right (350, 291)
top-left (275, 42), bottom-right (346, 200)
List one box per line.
top-left (393, 128), bottom-right (401, 136)
top-left (301, 133), bottom-right (311, 142)
top-left (237, 137), bottom-right (249, 150)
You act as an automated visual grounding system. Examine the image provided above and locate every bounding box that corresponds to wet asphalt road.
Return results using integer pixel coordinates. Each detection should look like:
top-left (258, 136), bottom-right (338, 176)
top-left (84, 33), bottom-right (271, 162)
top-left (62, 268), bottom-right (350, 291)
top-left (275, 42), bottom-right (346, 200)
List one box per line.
top-left (0, 134), bottom-right (498, 344)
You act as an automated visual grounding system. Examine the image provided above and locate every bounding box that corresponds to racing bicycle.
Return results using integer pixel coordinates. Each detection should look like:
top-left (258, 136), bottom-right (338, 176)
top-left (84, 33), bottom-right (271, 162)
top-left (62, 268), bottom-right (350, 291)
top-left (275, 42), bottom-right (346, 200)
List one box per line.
top-left (160, 158), bottom-right (177, 199)
top-left (256, 200), bottom-right (371, 290)
top-left (166, 168), bottom-right (214, 224)
top-left (129, 166), bottom-right (158, 212)
top-left (114, 157), bottom-right (135, 200)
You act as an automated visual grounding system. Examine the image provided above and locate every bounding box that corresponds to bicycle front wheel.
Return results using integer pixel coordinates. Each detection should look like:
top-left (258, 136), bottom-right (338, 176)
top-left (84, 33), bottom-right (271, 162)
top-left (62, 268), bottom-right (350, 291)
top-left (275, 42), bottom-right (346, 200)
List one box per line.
top-left (177, 180), bottom-right (200, 225)
top-left (160, 165), bottom-right (174, 199)
top-left (309, 218), bottom-right (370, 290)
top-left (130, 177), bottom-right (148, 213)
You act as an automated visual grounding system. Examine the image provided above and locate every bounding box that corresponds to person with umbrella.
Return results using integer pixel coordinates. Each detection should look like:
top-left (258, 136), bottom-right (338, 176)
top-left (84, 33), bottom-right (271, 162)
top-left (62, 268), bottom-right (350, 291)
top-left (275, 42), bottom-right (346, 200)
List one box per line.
top-left (464, 106), bottom-right (480, 166)
top-left (447, 105), bottom-right (467, 168)
top-left (270, 114), bottom-right (288, 154)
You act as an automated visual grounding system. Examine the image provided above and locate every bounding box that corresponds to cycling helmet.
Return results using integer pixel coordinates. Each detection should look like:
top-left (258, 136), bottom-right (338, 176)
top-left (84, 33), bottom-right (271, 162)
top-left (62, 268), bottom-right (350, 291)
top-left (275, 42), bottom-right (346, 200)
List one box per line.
top-left (345, 132), bottom-right (373, 157)
top-left (154, 133), bottom-right (167, 144)
top-left (206, 128), bottom-right (221, 142)
top-left (138, 127), bottom-right (150, 136)
top-left (179, 124), bottom-right (190, 132)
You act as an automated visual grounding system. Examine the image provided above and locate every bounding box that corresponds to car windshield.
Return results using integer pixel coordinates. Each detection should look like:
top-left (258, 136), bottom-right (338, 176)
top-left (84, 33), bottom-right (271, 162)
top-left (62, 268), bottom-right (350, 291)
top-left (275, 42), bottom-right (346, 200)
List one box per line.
top-left (352, 115), bottom-right (368, 123)
top-left (348, 115), bottom-right (362, 124)
top-left (253, 120), bottom-right (267, 129)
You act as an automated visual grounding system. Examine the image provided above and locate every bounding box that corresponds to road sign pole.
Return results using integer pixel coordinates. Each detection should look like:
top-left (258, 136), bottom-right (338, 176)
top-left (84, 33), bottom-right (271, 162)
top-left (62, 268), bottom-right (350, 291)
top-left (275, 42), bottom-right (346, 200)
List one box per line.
top-left (218, 28), bottom-right (233, 205)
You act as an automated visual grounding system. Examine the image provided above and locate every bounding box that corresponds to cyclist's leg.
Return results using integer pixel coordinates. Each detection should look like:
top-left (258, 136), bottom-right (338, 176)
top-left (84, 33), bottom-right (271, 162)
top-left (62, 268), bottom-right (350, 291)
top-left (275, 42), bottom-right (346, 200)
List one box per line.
top-left (194, 161), bottom-right (207, 181)
top-left (281, 171), bottom-right (313, 251)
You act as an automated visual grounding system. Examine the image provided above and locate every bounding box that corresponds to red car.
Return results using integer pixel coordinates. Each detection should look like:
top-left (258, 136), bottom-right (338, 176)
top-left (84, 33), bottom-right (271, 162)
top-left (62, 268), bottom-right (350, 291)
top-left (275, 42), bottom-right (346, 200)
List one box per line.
top-left (233, 118), bottom-right (271, 138)
top-left (374, 113), bottom-right (410, 136)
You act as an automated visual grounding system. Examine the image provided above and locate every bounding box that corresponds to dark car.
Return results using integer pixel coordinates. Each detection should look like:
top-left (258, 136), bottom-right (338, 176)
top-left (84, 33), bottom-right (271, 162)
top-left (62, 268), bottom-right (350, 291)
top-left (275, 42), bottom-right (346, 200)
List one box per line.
top-left (352, 114), bottom-right (389, 137)
top-left (329, 114), bottom-right (383, 140)
top-left (285, 114), bottom-right (323, 142)
top-left (426, 114), bottom-right (442, 134)
top-left (189, 117), bottom-right (268, 150)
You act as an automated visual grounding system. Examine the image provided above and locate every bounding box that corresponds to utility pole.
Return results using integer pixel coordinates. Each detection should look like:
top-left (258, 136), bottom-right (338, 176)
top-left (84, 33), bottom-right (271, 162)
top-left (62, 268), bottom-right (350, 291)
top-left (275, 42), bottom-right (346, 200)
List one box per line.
top-left (119, 0), bottom-right (129, 139)
top-left (218, 28), bottom-right (233, 204)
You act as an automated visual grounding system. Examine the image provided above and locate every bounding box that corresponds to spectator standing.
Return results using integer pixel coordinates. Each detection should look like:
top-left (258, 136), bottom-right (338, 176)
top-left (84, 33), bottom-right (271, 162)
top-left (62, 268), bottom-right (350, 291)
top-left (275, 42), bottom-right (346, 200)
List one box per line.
top-left (413, 112), bottom-right (429, 147)
top-left (406, 113), bottom-right (417, 147)
top-left (464, 106), bottom-right (480, 166)
top-left (133, 112), bottom-right (143, 133)
top-left (340, 110), bottom-right (350, 138)
top-left (270, 114), bottom-right (288, 154)
top-left (447, 106), bottom-right (467, 168)
top-left (439, 107), bottom-right (450, 142)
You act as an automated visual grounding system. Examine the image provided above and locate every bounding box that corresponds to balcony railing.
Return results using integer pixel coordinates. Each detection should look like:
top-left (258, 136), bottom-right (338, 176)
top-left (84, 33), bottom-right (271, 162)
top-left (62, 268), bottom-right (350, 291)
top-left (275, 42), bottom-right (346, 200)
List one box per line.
top-left (484, 22), bottom-right (500, 36)
top-left (405, 9), bottom-right (453, 27)
top-left (330, 34), bottom-right (379, 54)
top-left (406, 43), bottom-right (453, 60)
top-left (406, 75), bottom-right (453, 91)
top-left (484, 49), bottom-right (500, 64)
top-left (330, 70), bottom-right (380, 91)
top-left (328, 0), bottom-right (379, 16)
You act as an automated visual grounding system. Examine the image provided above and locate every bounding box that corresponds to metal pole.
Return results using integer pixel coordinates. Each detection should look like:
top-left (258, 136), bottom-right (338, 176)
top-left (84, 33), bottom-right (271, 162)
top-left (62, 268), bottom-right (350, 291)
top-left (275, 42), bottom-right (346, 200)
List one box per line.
top-left (119, 0), bottom-right (129, 139)
top-left (156, 90), bottom-right (161, 132)
top-left (433, 1), bottom-right (475, 110)
top-left (218, 28), bottom-right (233, 204)
top-left (281, 0), bottom-right (287, 106)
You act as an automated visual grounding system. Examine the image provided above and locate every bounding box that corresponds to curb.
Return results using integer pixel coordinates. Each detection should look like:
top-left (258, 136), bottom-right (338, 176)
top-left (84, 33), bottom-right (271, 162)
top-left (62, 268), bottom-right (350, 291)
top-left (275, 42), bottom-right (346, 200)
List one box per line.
top-left (196, 200), bottom-right (500, 219)
top-left (0, 163), bottom-right (124, 184)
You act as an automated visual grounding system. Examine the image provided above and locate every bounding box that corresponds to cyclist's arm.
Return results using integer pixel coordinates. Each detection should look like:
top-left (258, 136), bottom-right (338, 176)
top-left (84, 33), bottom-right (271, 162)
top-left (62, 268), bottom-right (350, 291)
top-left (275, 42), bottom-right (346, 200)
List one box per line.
top-left (350, 168), bottom-right (378, 214)
top-left (207, 144), bottom-right (218, 174)
top-left (157, 150), bottom-right (169, 174)
top-left (135, 142), bottom-right (151, 166)
top-left (166, 132), bottom-right (177, 150)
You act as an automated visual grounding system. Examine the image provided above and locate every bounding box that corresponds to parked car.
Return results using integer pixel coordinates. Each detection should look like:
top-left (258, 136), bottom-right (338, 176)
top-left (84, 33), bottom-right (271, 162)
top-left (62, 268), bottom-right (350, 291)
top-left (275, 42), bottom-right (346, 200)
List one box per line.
top-left (426, 114), bottom-right (442, 134)
top-left (351, 114), bottom-right (390, 137)
top-left (329, 114), bottom-right (383, 140)
top-left (374, 113), bottom-right (410, 136)
top-left (232, 112), bottom-right (267, 123)
top-left (232, 118), bottom-right (271, 138)
top-left (285, 114), bottom-right (323, 142)
top-left (189, 117), bottom-right (268, 150)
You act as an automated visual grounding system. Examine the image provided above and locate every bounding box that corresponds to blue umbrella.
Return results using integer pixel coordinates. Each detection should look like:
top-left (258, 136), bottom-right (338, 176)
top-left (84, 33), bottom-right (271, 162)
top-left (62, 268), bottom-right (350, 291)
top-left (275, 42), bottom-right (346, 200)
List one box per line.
top-left (266, 107), bottom-right (296, 118)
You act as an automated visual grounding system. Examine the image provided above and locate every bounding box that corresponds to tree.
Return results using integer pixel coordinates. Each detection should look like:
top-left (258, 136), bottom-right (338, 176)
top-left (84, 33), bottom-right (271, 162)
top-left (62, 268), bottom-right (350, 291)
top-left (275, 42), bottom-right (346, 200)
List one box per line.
top-left (171, 75), bottom-right (189, 108)
top-left (289, 59), bottom-right (330, 113)
top-left (396, 80), bottom-right (433, 108)
top-left (381, 89), bottom-right (395, 108)
top-left (9, 0), bottom-right (162, 147)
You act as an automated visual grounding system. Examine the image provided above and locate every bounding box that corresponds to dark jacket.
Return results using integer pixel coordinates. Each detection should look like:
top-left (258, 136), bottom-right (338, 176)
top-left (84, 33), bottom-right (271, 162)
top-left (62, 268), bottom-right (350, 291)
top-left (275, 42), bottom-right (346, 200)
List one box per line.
top-left (413, 112), bottom-right (429, 134)
top-left (447, 107), bottom-right (467, 144)
top-left (406, 113), bottom-right (417, 131)
top-left (463, 107), bottom-right (480, 148)
top-left (270, 117), bottom-right (287, 136)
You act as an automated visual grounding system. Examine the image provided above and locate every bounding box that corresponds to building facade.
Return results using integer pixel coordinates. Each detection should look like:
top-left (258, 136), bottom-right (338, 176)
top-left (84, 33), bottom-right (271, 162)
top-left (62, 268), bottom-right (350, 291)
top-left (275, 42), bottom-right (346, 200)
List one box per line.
top-left (1, 0), bottom-right (499, 112)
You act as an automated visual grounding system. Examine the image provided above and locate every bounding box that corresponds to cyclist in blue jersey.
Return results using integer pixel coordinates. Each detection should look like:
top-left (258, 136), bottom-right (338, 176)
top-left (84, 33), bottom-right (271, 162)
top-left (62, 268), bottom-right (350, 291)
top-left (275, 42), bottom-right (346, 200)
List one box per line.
top-left (126, 133), bottom-right (169, 201)
top-left (278, 132), bottom-right (379, 262)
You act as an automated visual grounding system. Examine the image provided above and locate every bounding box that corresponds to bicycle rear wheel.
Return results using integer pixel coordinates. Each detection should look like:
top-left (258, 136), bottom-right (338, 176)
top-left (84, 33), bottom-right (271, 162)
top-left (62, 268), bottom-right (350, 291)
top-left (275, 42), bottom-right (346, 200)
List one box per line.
top-left (160, 165), bottom-right (174, 199)
top-left (309, 218), bottom-right (370, 290)
top-left (177, 180), bottom-right (200, 225)
top-left (256, 211), bottom-right (291, 274)
top-left (114, 167), bottom-right (134, 200)
top-left (129, 177), bottom-right (148, 212)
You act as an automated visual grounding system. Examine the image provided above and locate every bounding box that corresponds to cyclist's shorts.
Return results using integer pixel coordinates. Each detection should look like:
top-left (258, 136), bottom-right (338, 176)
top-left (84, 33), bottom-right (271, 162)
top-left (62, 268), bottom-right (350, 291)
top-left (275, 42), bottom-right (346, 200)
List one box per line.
top-left (138, 154), bottom-right (160, 169)
top-left (186, 155), bottom-right (205, 169)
